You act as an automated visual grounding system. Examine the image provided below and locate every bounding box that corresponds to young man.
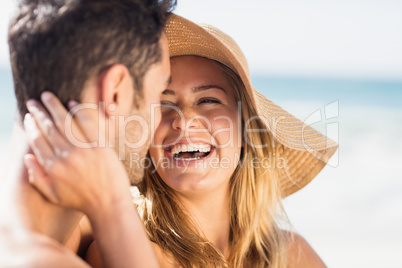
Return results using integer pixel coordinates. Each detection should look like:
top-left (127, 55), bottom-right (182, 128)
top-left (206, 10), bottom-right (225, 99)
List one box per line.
top-left (0, 0), bottom-right (175, 266)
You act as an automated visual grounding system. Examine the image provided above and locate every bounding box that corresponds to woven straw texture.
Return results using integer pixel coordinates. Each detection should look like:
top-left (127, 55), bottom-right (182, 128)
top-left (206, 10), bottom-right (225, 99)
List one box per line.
top-left (165, 14), bottom-right (338, 197)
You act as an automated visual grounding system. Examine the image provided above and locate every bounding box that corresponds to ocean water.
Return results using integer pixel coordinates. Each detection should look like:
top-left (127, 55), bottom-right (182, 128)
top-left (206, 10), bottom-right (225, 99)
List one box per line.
top-left (253, 76), bottom-right (402, 267)
top-left (0, 68), bottom-right (401, 267)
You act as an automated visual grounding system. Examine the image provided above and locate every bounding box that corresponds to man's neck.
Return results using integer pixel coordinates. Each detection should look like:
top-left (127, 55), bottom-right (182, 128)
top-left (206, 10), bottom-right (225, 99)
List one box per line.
top-left (0, 122), bottom-right (83, 244)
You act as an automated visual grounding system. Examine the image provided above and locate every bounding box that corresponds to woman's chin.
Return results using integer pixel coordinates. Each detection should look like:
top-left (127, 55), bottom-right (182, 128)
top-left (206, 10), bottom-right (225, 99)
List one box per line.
top-left (161, 171), bottom-right (220, 195)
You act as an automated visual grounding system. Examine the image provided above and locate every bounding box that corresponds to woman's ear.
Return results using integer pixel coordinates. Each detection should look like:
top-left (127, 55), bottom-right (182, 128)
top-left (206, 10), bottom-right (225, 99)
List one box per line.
top-left (99, 64), bottom-right (135, 117)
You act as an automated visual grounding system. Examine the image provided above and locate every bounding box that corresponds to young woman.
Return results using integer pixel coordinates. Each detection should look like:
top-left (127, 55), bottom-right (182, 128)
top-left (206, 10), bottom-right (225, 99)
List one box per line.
top-left (24, 14), bottom-right (337, 267)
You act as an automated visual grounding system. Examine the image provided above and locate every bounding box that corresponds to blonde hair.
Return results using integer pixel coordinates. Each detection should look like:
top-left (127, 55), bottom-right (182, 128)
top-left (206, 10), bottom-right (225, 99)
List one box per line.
top-left (136, 61), bottom-right (289, 267)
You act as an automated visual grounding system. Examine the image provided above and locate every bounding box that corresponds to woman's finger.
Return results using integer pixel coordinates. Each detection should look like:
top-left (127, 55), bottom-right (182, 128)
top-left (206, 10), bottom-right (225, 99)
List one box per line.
top-left (68, 100), bottom-right (105, 147)
top-left (24, 154), bottom-right (58, 204)
top-left (26, 99), bottom-right (70, 155)
top-left (40, 92), bottom-right (71, 133)
top-left (40, 92), bottom-right (88, 145)
top-left (24, 113), bottom-right (55, 170)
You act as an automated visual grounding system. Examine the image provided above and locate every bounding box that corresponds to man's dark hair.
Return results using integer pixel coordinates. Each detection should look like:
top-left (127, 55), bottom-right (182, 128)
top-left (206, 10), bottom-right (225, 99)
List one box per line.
top-left (8, 0), bottom-right (176, 118)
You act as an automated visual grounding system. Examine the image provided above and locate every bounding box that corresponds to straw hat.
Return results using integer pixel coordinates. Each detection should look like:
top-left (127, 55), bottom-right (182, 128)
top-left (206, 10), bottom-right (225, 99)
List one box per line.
top-left (164, 14), bottom-right (338, 197)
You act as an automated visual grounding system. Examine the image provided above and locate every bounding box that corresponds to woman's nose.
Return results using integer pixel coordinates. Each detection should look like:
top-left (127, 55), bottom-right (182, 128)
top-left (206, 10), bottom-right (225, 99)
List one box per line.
top-left (171, 108), bottom-right (204, 132)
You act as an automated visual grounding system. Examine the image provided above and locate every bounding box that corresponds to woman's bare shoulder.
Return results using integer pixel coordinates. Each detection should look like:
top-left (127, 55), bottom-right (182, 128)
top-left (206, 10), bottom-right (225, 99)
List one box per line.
top-left (282, 230), bottom-right (327, 268)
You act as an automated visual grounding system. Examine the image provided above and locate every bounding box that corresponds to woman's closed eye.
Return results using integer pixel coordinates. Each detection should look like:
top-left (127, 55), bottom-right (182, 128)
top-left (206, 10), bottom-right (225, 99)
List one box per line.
top-left (160, 101), bottom-right (176, 108)
top-left (197, 98), bottom-right (222, 105)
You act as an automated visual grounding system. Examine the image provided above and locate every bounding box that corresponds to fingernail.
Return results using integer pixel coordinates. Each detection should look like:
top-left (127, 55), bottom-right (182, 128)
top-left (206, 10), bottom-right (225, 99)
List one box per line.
top-left (24, 113), bottom-right (35, 125)
top-left (24, 113), bottom-right (32, 121)
top-left (68, 100), bottom-right (79, 109)
top-left (41, 91), bottom-right (52, 103)
top-left (24, 113), bottom-right (37, 131)
top-left (23, 155), bottom-right (34, 170)
top-left (26, 100), bottom-right (37, 110)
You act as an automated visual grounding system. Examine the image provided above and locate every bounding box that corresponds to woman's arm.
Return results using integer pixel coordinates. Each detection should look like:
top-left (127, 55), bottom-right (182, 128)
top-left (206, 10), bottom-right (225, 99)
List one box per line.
top-left (87, 190), bottom-right (158, 268)
top-left (23, 92), bottom-right (158, 268)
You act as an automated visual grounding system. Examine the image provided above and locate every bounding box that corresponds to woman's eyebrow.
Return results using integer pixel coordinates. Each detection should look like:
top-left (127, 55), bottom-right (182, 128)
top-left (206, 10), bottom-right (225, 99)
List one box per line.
top-left (192, 85), bottom-right (227, 95)
top-left (162, 85), bottom-right (227, 96)
top-left (162, 89), bottom-right (175, 95)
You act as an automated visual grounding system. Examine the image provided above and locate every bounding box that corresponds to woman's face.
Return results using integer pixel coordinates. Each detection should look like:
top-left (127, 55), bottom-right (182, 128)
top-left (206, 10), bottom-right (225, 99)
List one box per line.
top-left (149, 56), bottom-right (242, 195)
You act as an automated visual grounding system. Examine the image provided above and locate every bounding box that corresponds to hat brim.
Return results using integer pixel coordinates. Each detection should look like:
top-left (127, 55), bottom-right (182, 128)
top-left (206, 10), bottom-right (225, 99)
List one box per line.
top-left (165, 14), bottom-right (338, 197)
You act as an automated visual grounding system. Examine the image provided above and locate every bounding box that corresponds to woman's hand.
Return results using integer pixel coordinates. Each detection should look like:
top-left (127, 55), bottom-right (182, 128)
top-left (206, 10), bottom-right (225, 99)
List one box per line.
top-left (23, 91), bottom-right (159, 268)
top-left (23, 91), bottom-right (131, 218)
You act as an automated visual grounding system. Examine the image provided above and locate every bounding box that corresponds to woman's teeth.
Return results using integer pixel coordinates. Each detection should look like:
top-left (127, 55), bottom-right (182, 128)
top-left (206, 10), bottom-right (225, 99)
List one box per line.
top-left (170, 144), bottom-right (212, 160)
top-left (171, 144), bottom-right (211, 155)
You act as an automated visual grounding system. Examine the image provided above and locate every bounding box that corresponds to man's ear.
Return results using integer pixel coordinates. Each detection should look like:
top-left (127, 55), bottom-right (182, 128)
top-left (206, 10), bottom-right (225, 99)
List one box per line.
top-left (99, 64), bottom-right (135, 117)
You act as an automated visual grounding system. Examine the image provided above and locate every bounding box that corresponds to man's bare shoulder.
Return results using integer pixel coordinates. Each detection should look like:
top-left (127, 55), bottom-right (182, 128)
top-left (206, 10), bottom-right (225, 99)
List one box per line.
top-left (0, 229), bottom-right (90, 268)
top-left (283, 230), bottom-right (327, 268)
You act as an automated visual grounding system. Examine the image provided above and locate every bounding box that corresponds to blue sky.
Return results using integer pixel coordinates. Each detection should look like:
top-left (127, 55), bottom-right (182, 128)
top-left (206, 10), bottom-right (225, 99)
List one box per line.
top-left (1, 0), bottom-right (401, 80)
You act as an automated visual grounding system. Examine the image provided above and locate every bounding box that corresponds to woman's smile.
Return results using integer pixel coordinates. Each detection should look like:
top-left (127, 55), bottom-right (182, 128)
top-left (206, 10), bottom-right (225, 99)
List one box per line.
top-left (149, 55), bottom-right (242, 193)
top-left (166, 140), bottom-right (215, 161)
top-left (163, 140), bottom-right (217, 168)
